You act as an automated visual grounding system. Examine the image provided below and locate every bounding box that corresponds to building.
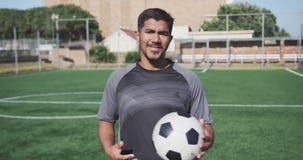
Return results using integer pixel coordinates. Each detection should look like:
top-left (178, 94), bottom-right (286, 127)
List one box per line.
top-left (44, 0), bottom-right (226, 37)
top-left (102, 29), bottom-right (137, 53)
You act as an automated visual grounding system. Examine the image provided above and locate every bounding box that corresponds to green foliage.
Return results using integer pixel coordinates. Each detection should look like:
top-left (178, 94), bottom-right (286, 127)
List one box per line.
top-left (89, 45), bottom-right (116, 63)
top-left (275, 28), bottom-right (290, 37)
top-left (0, 5), bottom-right (102, 41)
top-left (49, 5), bottom-right (101, 41)
top-left (124, 51), bottom-right (140, 63)
top-left (0, 9), bottom-right (25, 39)
top-left (201, 3), bottom-right (290, 37)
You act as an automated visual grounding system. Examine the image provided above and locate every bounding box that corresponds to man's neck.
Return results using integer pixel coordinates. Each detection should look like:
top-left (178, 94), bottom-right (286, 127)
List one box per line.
top-left (139, 58), bottom-right (171, 70)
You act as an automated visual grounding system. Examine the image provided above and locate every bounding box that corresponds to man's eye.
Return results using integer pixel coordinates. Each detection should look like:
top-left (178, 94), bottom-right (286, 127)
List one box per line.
top-left (157, 31), bottom-right (169, 36)
top-left (160, 32), bottom-right (169, 36)
top-left (145, 30), bottom-right (155, 34)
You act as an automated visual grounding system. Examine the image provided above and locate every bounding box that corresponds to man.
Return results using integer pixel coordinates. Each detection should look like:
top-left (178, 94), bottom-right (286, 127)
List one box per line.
top-left (98, 8), bottom-right (214, 160)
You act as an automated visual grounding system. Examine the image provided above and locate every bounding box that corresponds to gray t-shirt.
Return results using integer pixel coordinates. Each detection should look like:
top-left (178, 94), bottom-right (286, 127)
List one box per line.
top-left (98, 61), bottom-right (212, 159)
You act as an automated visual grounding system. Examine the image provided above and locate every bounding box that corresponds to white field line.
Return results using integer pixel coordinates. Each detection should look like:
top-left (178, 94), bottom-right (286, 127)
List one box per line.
top-left (0, 91), bottom-right (102, 119)
top-left (0, 91), bottom-right (102, 102)
top-left (285, 68), bottom-right (303, 77)
top-left (202, 68), bottom-right (208, 73)
top-left (0, 114), bottom-right (97, 119)
top-left (0, 100), bottom-right (100, 105)
top-left (1, 91), bottom-right (302, 120)
top-left (1, 100), bottom-right (301, 107)
top-left (209, 104), bottom-right (303, 107)
top-left (201, 63), bottom-right (211, 73)
top-left (0, 91), bottom-right (102, 105)
top-left (1, 103), bottom-right (302, 120)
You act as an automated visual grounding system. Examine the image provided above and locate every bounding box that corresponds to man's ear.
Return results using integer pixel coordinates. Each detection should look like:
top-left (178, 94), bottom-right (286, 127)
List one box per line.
top-left (136, 31), bottom-right (139, 41)
top-left (169, 35), bottom-right (173, 42)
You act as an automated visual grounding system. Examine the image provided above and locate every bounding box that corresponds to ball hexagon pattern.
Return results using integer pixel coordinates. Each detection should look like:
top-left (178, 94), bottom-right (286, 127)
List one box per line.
top-left (159, 122), bottom-right (173, 138)
top-left (152, 112), bottom-right (204, 160)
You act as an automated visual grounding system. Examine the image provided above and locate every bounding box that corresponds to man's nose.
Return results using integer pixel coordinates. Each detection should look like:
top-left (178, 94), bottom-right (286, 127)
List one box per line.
top-left (152, 33), bottom-right (161, 43)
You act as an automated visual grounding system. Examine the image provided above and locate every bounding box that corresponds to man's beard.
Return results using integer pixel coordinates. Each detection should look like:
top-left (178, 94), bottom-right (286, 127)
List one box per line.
top-left (144, 51), bottom-right (165, 63)
top-left (139, 43), bottom-right (166, 62)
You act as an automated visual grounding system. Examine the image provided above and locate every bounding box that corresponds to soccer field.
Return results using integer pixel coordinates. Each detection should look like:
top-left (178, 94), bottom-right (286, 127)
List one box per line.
top-left (0, 69), bottom-right (303, 160)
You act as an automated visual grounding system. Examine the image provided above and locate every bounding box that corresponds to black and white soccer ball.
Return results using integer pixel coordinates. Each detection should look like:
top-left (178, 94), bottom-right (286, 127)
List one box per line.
top-left (152, 112), bottom-right (204, 160)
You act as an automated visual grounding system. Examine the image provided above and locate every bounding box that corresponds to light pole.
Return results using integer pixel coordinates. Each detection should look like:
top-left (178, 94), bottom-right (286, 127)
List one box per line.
top-left (51, 14), bottom-right (59, 48)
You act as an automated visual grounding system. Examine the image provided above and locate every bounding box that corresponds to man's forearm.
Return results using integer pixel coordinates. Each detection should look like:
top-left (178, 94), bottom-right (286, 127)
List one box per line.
top-left (98, 121), bottom-right (115, 153)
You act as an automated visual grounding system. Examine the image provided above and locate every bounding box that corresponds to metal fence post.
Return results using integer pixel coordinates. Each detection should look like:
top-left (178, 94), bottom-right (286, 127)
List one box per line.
top-left (191, 38), bottom-right (196, 68)
top-left (37, 30), bottom-right (41, 72)
top-left (56, 16), bottom-right (60, 48)
top-left (13, 27), bottom-right (18, 75)
top-left (261, 14), bottom-right (265, 68)
top-left (226, 14), bottom-right (230, 67)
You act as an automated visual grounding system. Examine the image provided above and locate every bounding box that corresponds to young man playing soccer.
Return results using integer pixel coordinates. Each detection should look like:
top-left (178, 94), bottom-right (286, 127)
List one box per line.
top-left (98, 8), bottom-right (214, 160)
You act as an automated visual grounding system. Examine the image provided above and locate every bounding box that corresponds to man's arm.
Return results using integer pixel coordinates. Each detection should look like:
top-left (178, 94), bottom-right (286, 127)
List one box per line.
top-left (98, 121), bottom-right (134, 160)
top-left (98, 121), bottom-right (115, 154)
top-left (196, 120), bottom-right (215, 159)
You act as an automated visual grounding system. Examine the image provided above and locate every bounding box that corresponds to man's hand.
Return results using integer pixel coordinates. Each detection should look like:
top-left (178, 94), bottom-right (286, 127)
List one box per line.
top-left (105, 141), bottom-right (136, 160)
top-left (196, 119), bottom-right (215, 159)
top-left (99, 121), bottom-right (137, 159)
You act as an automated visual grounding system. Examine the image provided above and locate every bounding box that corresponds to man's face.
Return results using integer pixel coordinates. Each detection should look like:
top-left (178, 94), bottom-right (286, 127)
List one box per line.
top-left (137, 18), bottom-right (172, 61)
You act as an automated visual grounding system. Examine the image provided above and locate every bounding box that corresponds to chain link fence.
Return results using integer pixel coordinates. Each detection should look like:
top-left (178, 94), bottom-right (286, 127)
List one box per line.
top-left (1, 12), bottom-right (303, 75)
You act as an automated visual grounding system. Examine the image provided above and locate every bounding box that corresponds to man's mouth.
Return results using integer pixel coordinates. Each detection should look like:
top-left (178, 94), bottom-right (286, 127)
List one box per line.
top-left (148, 44), bottom-right (163, 52)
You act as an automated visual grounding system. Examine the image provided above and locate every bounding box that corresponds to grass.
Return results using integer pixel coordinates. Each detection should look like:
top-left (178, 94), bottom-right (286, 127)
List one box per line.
top-left (0, 69), bottom-right (303, 160)
top-left (196, 69), bottom-right (303, 104)
top-left (0, 118), bottom-right (105, 160)
top-left (206, 107), bottom-right (303, 160)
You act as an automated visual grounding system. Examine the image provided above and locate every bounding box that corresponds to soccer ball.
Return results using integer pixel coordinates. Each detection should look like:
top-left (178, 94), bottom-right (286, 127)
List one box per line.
top-left (152, 112), bottom-right (204, 160)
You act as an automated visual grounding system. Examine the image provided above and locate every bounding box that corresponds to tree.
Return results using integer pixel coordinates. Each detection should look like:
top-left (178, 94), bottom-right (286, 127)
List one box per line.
top-left (201, 3), bottom-right (290, 37)
top-left (0, 9), bottom-right (25, 39)
top-left (23, 7), bottom-right (53, 39)
top-left (89, 45), bottom-right (116, 63)
top-left (124, 51), bottom-right (140, 63)
top-left (48, 5), bottom-right (102, 41)
top-left (0, 5), bottom-right (103, 41)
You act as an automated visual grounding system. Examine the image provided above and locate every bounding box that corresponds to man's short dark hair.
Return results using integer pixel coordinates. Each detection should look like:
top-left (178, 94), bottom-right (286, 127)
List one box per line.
top-left (137, 8), bottom-right (174, 34)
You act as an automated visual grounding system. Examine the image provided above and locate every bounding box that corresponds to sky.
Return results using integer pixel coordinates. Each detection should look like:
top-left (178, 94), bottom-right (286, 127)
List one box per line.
top-left (0, 0), bottom-right (43, 10)
top-left (0, 0), bottom-right (302, 36)
top-left (231, 0), bottom-right (303, 36)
